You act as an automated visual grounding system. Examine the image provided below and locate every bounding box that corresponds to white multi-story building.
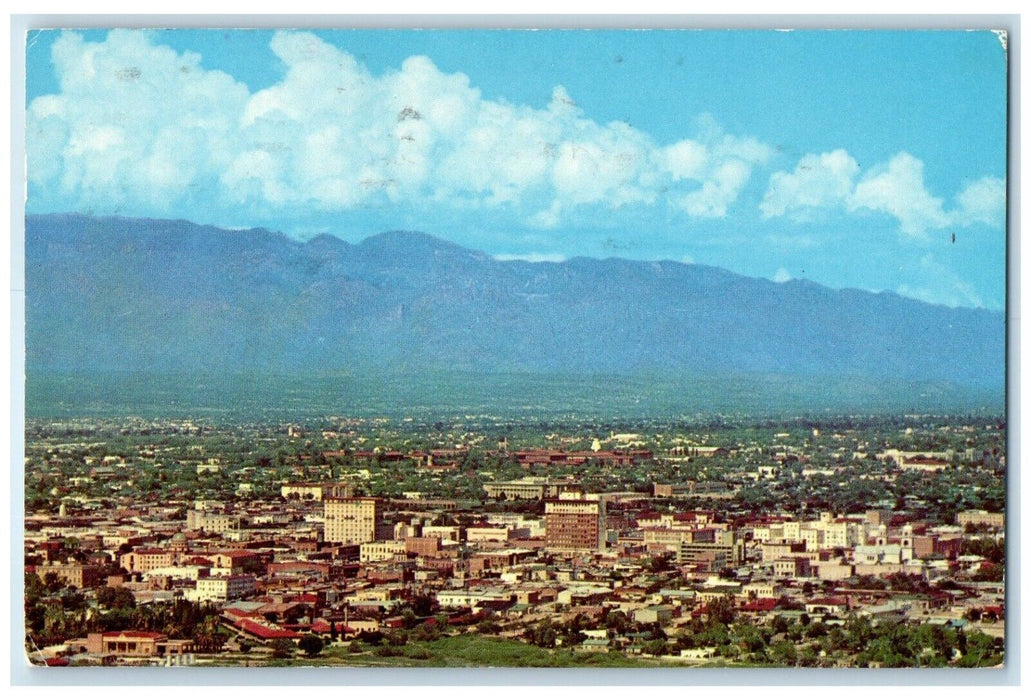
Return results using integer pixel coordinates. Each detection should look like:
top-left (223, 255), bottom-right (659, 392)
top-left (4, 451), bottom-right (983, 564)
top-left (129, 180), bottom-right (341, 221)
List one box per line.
top-left (853, 527), bottom-right (917, 565)
top-left (186, 510), bottom-right (243, 534)
top-left (281, 482), bottom-right (353, 501)
top-left (187, 574), bottom-right (256, 602)
top-left (436, 589), bottom-right (515, 609)
top-left (422, 525), bottom-right (461, 543)
top-left (742, 581), bottom-right (777, 599)
top-left (324, 497), bottom-right (382, 544)
top-left (359, 541), bottom-right (406, 562)
top-left (757, 513), bottom-right (865, 550)
top-left (142, 565), bottom-right (210, 582)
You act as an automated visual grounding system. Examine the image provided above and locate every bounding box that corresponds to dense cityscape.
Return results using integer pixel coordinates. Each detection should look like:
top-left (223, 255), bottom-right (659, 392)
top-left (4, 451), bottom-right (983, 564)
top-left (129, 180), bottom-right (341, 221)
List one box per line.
top-left (23, 413), bottom-right (1006, 668)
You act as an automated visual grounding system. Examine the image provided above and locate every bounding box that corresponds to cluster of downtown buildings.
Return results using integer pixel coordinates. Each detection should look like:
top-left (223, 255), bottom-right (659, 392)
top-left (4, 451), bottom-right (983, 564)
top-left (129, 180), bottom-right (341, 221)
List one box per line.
top-left (24, 428), bottom-right (1006, 666)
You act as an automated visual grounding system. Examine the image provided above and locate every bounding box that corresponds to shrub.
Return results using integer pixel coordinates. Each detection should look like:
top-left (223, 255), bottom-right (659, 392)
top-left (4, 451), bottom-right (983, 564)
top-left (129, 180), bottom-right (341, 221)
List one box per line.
top-left (268, 639), bottom-right (296, 659)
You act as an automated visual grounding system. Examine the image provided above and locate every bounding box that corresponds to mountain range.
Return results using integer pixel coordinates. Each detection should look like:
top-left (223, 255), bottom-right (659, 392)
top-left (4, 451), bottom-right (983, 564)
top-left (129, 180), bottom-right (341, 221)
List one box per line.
top-left (24, 214), bottom-right (1005, 412)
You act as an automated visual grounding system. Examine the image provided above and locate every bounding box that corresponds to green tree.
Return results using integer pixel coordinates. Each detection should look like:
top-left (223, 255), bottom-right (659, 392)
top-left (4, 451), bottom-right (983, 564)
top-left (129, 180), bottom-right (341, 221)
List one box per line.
top-left (42, 572), bottom-right (62, 593)
top-left (955, 630), bottom-right (1003, 667)
top-left (413, 622), bottom-right (441, 642)
top-left (770, 640), bottom-right (797, 665)
top-left (476, 619), bottom-right (501, 635)
top-left (643, 639), bottom-right (668, 656)
top-left (706, 595), bottom-right (737, 627)
top-left (192, 614), bottom-right (227, 653)
top-left (843, 614), bottom-right (873, 651)
top-left (401, 608), bottom-right (419, 629)
top-left (525, 619), bottom-right (557, 648)
top-left (25, 573), bottom-right (45, 604)
top-left (97, 586), bottom-right (136, 610)
top-left (298, 634), bottom-right (324, 658)
top-left (648, 553), bottom-right (674, 572)
top-left (804, 620), bottom-right (827, 639)
top-left (605, 610), bottom-right (629, 634)
top-left (732, 622), bottom-right (767, 653)
top-left (410, 592), bottom-right (437, 617)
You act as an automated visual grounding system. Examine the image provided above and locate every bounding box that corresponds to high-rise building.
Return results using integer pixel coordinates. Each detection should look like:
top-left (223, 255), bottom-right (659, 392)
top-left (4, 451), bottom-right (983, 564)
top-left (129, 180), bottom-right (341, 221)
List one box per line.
top-left (545, 497), bottom-right (605, 552)
top-left (324, 497), bottom-right (382, 544)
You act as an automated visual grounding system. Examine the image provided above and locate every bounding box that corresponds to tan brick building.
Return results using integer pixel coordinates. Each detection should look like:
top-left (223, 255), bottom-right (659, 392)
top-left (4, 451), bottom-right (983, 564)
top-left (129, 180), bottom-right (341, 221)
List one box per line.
top-left (957, 510), bottom-right (1005, 529)
top-left (36, 562), bottom-right (105, 589)
top-left (120, 548), bottom-right (176, 574)
top-left (85, 631), bottom-right (194, 658)
top-left (405, 536), bottom-right (442, 557)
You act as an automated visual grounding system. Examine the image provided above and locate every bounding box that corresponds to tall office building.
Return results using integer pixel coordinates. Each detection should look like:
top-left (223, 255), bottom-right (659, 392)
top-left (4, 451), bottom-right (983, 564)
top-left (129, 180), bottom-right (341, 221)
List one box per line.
top-left (545, 497), bottom-right (605, 552)
top-left (324, 497), bottom-right (382, 544)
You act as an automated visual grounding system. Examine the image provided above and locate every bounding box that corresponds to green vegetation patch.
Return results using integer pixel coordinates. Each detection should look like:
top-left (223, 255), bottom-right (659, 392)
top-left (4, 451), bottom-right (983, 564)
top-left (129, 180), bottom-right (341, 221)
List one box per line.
top-left (272, 634), bottom-right (668, 668)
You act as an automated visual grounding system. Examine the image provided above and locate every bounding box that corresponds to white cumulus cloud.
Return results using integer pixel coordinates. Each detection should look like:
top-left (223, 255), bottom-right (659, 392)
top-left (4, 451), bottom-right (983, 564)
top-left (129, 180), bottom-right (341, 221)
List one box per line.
top-left (954, 176), bottom-right (1006, 227)
top-left (760, 149), bottom-right (859, 219)
top-left (762, 149), bottom-right (1005, 238)
top-left (28, 30), bottom-right (250, 214)
top-left (672, 131), bottom-right (774, 218)
top-left (849, 152), bottom-right (951, 237)
top-left (28, 29), bottom-right (775, 229)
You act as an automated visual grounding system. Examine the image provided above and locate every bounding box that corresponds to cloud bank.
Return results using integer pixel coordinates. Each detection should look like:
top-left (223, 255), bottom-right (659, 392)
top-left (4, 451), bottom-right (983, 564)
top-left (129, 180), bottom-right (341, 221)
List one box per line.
top-left (28, 30), bottom-right (774, 229)
top-left (762, 150), bottom-right (1006, 237)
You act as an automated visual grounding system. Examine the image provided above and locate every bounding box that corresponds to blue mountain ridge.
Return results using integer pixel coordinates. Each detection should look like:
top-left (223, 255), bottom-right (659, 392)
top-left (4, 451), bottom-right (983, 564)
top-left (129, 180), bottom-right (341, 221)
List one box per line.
top-left (25, 213), bottom-right (1004, 395)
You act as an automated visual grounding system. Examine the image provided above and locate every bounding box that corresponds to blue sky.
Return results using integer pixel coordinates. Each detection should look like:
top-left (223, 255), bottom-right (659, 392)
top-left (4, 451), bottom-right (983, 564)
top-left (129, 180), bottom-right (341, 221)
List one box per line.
top-left (25, 28), bottom-right (1008, 309)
